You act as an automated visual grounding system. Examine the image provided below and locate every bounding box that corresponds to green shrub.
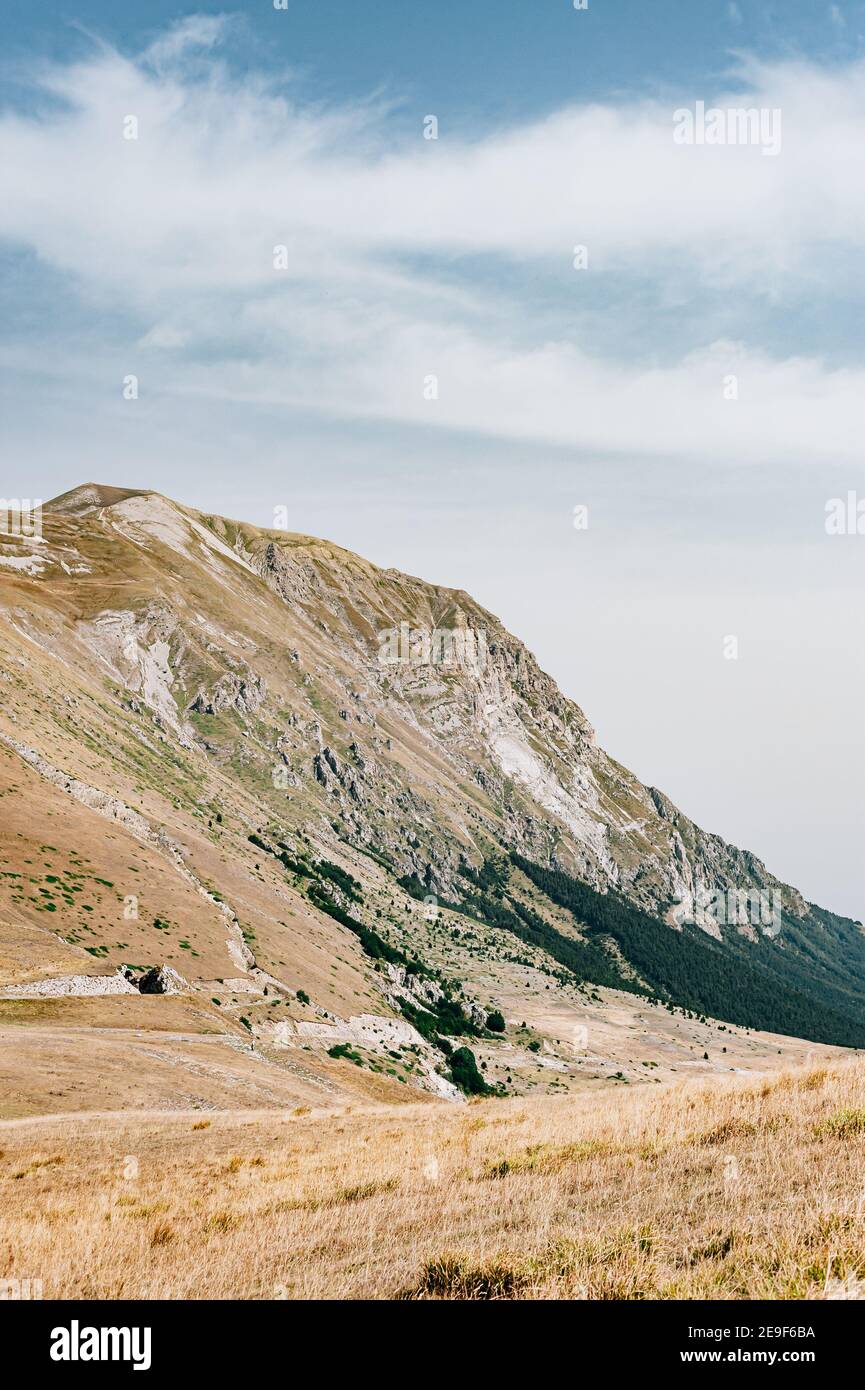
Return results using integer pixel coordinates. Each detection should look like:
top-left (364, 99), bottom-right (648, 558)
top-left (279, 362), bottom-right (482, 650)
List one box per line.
top-left (450, 1047), bottom-right (492, 1096)
top-left (328, 1043), bottom-right (363, 1066)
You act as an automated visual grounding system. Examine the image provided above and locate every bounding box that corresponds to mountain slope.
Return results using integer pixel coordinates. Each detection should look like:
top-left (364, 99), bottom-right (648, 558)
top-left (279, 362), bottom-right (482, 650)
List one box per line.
top-left (0, 483), bottom-right (861, 1113)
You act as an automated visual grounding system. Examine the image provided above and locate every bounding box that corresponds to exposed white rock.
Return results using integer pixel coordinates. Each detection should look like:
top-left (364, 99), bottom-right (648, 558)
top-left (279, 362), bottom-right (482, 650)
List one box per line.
top-left (109, 494), bottom-right (258, 581)
top-left (275, 1012), bottom-right (463, 1102)
top-left (0, 971), bottom-right (138, 999)
top-left (0, 553), bottom-right (49, 574)
top-left (487, 724), bottom-right (615, 873)
top-left (76, 608), bottom-right (192, 743)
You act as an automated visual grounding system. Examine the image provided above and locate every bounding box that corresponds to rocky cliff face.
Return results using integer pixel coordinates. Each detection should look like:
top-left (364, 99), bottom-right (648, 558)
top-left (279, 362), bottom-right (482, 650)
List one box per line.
top-left (209, 492), bottom-right (809, 929)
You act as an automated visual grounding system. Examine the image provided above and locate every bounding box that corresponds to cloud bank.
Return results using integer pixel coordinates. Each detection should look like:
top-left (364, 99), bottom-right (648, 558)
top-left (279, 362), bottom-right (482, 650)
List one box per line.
top-left (2, 16), bottom-right (865, 462)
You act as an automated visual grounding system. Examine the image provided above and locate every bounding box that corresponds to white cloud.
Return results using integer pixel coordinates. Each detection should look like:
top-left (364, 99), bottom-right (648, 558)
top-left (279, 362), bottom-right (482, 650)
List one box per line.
top-left (2, 27), bottom-right (865, 463)
top-left (8, 41), bottom-right (865, 287)
top-left (127, 319), bottom-right (865, 464)
top-left (144, 14), bottom-right (232, 70)
top-left (137, 324), bottom-right (191, 350)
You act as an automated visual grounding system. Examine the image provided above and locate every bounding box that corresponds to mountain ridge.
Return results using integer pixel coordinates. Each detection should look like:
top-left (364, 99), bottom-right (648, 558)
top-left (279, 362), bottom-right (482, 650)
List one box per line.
top-left (26, 483), bottom-right (817, 881)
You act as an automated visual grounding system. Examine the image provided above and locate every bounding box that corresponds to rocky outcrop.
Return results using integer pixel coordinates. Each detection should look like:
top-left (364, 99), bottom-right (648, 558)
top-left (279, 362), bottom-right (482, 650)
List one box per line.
top-left (189, 670), bottom-right (266, 717)
top-left (272, 1011), bottom-right (462, 1102)
top-left (0, 732), bottom-right (154, 840)
top-left (384, 963), bottom-right (443, 1011)
top-left (76, 607), bottom-right (193, 744)
top-left (127, 964), bottom-right (188, 995)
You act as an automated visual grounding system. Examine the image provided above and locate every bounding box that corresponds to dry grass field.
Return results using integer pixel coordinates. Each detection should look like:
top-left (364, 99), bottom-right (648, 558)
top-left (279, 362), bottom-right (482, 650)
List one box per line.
top-left (3, 1057), bottom-right (865, 1300)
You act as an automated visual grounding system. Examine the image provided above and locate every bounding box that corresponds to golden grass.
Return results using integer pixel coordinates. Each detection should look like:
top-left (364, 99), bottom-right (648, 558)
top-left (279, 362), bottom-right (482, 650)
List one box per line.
top-left (2, 1059), bottom-right (865, 1299)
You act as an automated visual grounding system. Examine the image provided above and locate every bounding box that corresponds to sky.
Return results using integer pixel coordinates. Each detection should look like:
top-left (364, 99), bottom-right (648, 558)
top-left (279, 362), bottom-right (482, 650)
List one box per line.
top-left (0, 1), bottom-right (863, 917)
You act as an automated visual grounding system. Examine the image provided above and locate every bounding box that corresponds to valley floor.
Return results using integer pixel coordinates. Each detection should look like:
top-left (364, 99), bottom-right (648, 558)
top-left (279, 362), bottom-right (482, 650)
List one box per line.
top-left (3, 1057), bottom-right (865, 1299)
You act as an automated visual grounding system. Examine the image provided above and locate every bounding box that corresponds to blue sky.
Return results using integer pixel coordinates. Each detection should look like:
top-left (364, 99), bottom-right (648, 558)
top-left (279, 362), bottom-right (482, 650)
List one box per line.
top-left (1, 2), bottom-right (863, 917)
top-left (1, 1), bottom-right (861, 119)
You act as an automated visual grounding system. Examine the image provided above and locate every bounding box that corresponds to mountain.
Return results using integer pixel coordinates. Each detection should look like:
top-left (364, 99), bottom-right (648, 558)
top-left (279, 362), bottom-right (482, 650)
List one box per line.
top-left (0, 484), bottom-right (862, 1114)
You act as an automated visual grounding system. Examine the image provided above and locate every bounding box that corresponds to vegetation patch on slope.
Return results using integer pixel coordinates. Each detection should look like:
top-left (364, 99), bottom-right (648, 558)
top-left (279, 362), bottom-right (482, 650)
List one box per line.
top-left (512, 854), bottom-right (865, 1050)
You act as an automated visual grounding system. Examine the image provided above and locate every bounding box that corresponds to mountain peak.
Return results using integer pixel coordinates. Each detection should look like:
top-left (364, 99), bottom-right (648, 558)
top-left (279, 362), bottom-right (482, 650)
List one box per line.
top-left (44, 483), bottom-right (155, 515)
